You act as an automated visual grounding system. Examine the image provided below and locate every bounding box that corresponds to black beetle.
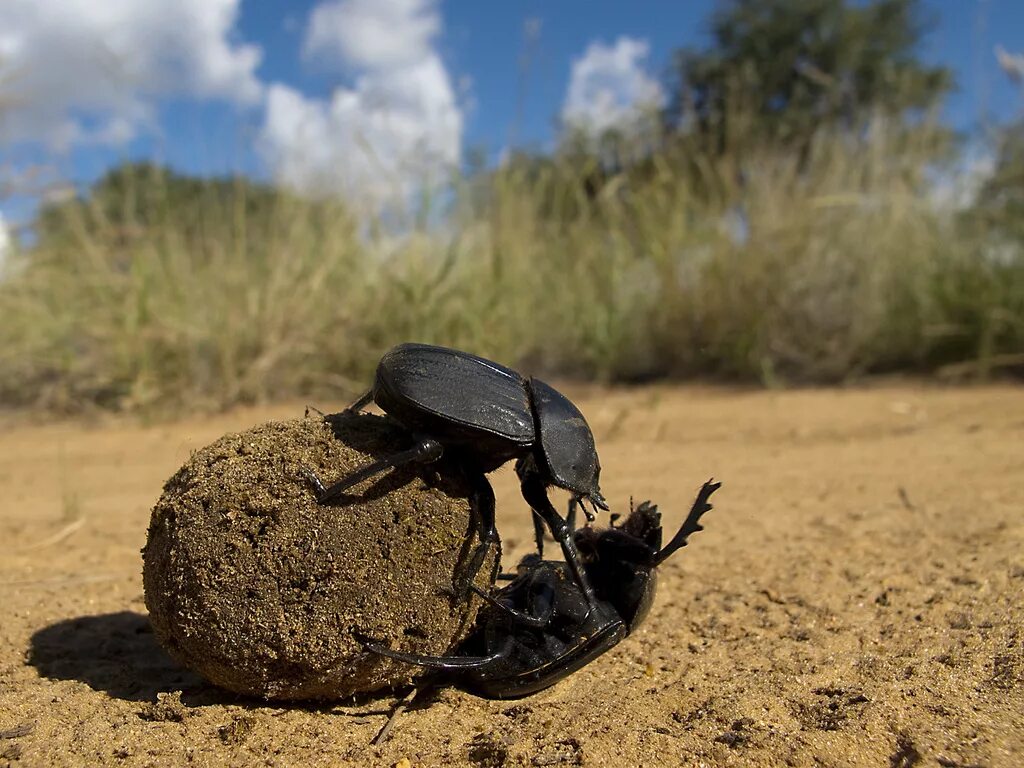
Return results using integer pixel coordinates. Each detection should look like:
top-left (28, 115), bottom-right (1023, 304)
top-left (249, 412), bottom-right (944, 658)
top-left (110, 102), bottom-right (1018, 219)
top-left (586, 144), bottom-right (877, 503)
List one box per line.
top-left (363, 480), bottom-right (719, 699)
top-left (308, 342), bottom-right (609, 605)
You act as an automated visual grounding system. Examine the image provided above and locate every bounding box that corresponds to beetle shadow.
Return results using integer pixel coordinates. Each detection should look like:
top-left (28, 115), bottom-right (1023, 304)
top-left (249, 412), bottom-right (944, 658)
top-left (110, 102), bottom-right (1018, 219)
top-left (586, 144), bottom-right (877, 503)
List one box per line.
top-left (28, 611), bottom-right (238, 706)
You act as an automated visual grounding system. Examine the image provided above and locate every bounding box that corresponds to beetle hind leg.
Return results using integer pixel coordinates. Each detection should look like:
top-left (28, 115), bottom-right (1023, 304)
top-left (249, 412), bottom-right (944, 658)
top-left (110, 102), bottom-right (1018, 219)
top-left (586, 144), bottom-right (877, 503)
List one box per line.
top-left (452, 467), bottom-right (499, 603)
top-left (323, 389), bottom-right (374, 422)
top-left (313, 437), bottom-right (444, 504)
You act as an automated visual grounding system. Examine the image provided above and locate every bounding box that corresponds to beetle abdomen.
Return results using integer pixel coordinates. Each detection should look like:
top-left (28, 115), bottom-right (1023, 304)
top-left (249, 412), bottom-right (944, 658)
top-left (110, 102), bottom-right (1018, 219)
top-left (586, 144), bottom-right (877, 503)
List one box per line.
top-left (374, 343), bottom-right (535, 445)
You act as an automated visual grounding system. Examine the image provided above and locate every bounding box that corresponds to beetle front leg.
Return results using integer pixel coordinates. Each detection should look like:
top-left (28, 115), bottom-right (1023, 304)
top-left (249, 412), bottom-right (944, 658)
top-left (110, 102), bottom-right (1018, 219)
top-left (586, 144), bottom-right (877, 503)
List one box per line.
top-left (654, 479), bottom-right (720, 564)
top-left (535, 497), bottom-right (586, 557)
top-left (519, 471), bottom-right (599, 611)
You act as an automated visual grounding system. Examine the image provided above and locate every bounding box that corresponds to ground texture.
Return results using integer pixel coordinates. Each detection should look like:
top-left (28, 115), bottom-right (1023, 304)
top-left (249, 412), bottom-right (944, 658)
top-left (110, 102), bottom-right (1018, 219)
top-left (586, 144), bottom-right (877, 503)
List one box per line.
top-left (1, 385), bottom-right (1022, 767)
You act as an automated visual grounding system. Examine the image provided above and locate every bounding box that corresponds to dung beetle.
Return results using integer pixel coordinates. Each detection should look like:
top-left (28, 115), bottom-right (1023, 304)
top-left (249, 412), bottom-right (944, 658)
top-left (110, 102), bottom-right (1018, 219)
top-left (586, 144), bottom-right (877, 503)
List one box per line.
top-left (363, 480), bottom-right (719, 699)
top-left (308, 342), bottom-right (609, 605)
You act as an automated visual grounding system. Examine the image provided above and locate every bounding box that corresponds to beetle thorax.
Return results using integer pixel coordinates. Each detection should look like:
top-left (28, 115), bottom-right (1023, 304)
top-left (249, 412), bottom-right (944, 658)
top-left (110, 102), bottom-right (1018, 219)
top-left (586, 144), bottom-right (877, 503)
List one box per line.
top-left (528, 378), bottom-right (602, 497)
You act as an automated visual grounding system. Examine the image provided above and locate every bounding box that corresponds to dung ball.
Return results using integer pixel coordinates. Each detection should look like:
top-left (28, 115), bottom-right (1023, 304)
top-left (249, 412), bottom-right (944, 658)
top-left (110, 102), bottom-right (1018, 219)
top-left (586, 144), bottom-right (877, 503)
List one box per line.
top-left (142, 414), bottom-right (498, 700)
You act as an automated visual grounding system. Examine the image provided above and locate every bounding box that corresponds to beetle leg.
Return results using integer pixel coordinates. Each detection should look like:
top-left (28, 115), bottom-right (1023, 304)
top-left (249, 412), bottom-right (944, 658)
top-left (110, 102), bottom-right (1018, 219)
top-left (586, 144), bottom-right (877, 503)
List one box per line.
top-left (520, 472), bottom-right (599, 611)
top-left (362, 637), bottom-right (512, 671)
top-left (468, 584), bottom-right (553, 628)
top-left (315, 438), bottom-right (444, 503)
top-left (342, 389), bottom-right (374, 415)
top-left (453, 468), bottom-right (499, 601)
top-left (532, 510), bottom-right (547, 557)
top-left (653, 479), bottom-right (720, 565)
top-left (567, 496), bottom-right (596, 529)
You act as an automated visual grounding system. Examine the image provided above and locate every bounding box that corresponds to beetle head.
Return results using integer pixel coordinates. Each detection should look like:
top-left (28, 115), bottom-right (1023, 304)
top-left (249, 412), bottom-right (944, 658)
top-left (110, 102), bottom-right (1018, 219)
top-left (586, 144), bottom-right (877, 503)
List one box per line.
top-left (528, 378), bottom-right (606, 514)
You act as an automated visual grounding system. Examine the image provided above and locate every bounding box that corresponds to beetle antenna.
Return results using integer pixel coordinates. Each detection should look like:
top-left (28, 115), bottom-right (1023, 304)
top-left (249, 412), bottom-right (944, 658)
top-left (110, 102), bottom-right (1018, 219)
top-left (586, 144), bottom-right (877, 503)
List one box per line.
top-left (654, 480), bottom-right (720, 565)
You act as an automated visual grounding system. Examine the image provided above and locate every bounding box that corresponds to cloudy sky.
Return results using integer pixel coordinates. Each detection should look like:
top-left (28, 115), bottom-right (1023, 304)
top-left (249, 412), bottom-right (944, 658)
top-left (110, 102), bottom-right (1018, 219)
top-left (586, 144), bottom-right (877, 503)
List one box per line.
top-left (0, 0), bottom-right (1022, 222)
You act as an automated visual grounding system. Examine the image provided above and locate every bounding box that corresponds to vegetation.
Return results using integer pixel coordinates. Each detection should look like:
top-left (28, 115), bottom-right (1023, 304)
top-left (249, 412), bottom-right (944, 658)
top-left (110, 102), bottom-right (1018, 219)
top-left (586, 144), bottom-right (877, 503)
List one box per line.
top-left (665, 0), bottom-right (952, 155)
top-left (0, 0), bottom-right (1021, 415)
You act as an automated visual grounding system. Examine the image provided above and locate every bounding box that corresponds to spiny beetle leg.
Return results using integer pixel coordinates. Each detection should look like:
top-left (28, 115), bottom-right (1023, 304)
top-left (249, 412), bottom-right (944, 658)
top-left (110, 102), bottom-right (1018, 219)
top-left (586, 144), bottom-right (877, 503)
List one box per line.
top-left (520, 470), bottom-right (599, 611)
top-left (468, 585), bottom-right (552, 628)
top-left (345, 389), bottom-right (374, 414)
top-left (655, 479), bottom-right (721, 565)
top-left (334, 389), bottom-right (373, 418)
top-left (316, 437), bottom-right (443, 504)
top-left (451, 467), bottom-right (498, 602)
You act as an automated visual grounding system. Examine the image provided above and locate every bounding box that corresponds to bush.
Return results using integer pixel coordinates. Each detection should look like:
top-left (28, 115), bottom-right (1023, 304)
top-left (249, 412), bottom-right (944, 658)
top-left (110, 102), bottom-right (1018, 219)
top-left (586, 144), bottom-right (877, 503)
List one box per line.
top-left (0, 123), bottom-right (1020, 415)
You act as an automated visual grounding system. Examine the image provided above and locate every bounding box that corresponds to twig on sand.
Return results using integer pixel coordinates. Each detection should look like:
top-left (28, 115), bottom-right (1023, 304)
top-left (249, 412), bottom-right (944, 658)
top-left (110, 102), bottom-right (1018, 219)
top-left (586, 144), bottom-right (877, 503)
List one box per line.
top-left (373, 685), bottom-right (426, 745)
top-left (20, 517), bottom-right (87, 551)
top-left (897, 486), bottom-right (917, 511)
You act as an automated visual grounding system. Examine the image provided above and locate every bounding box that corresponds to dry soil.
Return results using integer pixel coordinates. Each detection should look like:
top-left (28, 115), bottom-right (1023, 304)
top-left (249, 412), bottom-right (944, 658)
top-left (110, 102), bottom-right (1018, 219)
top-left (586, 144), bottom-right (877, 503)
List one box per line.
top-left (1, 384), bottom-right (1022, 767)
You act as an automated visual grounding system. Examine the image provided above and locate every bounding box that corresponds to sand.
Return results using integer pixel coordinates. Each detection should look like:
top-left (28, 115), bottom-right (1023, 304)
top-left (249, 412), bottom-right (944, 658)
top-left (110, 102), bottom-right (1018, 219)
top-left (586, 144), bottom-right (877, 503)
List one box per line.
top-left (0, 384), bottom-right (1021, 767)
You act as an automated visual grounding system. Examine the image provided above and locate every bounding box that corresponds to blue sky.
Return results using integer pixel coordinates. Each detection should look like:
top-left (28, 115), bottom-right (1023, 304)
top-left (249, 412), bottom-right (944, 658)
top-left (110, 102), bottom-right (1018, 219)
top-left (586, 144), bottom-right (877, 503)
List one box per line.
top-left (0, 0), bottom-right (1022, 233)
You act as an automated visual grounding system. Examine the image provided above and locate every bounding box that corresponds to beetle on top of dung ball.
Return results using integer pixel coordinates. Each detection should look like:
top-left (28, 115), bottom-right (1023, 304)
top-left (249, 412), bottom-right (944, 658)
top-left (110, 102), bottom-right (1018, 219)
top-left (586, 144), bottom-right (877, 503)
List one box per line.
top-left (303, 342), bottom-right (611, 608)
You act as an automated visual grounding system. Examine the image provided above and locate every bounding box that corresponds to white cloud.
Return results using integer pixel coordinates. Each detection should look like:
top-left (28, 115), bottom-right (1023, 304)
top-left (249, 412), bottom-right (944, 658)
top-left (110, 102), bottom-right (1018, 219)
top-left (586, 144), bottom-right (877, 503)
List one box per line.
top-left (304, 0), bottom-right (439, 70)
top-left (996, 46), bottom-right (1024, 86)
top-left (562, 37), bottom-right (664, 136)
top-left (260, 0), bottom-right (461, 202)
top-left (0, 0), bottom-right (262, 150)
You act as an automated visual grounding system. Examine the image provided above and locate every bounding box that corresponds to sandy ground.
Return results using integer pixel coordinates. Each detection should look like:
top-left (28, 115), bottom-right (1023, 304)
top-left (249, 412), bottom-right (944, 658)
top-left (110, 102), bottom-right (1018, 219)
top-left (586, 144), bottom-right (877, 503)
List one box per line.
top-left (0, 384), bottom-right (1022, 767)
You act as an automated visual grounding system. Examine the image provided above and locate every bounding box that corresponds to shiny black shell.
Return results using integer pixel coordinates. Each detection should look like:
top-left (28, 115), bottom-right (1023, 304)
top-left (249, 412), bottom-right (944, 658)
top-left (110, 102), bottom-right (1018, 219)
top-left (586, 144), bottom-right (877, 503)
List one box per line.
top-left (465, 562), bottom-right (629, 699)
top-left (530, 378), bottom-right (601, 497)
top-left (372, 343), bottom-right (534, 469)
top-left (369, 343), bottom-right (601, 493)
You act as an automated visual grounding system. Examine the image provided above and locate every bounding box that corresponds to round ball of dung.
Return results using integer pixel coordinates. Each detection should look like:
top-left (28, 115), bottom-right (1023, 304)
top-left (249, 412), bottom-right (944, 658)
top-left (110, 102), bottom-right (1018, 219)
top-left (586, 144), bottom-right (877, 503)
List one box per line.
top-left (142, 413), bottom-right (499, 701)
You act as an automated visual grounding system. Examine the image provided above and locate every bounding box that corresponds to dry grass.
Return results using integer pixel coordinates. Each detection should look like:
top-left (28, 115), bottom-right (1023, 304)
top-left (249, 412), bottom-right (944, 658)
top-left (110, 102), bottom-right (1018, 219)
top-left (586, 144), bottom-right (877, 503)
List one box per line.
top-left (0, 122), bottom-right (1021, 415)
